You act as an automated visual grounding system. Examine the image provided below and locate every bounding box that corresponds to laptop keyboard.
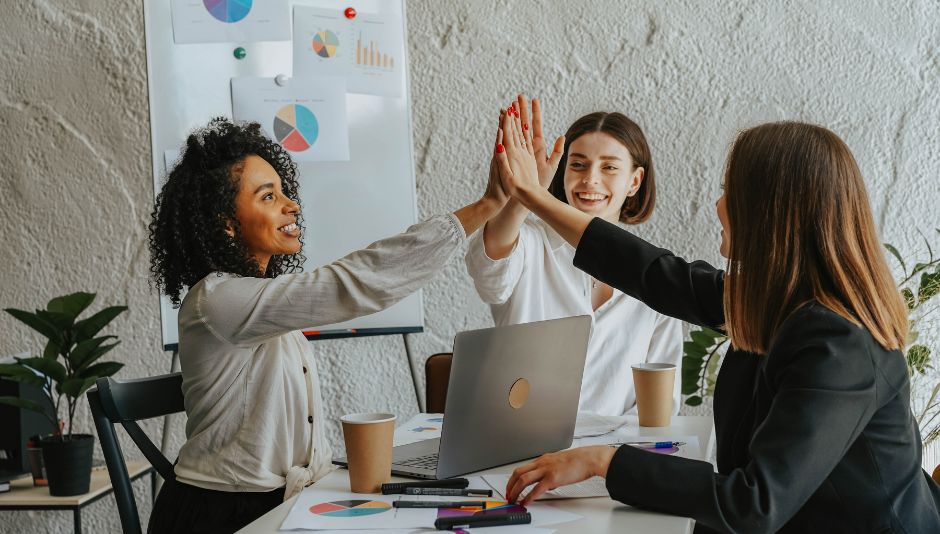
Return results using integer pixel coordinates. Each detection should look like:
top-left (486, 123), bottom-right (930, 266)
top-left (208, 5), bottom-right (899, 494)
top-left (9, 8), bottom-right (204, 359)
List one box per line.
top-left (395, 453), bottom-right (438, 469)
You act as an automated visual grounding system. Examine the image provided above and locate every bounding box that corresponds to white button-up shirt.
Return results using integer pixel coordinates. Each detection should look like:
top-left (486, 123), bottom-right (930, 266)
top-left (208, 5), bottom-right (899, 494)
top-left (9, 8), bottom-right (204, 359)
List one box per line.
top-left (174, 214), bottom-right (464, 498)
top-left (465, 216), bottom-right (683, 416)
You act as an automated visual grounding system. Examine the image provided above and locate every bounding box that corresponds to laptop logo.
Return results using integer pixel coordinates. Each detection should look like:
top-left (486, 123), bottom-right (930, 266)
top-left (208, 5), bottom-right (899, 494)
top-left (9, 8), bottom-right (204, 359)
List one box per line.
top-left (508, 378), bottom-right (530, 409)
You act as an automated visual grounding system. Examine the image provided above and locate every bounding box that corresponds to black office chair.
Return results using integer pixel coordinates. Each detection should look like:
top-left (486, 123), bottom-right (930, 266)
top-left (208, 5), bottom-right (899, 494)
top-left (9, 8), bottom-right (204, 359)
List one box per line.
top-left (87, 373), bottom-right (184, 534)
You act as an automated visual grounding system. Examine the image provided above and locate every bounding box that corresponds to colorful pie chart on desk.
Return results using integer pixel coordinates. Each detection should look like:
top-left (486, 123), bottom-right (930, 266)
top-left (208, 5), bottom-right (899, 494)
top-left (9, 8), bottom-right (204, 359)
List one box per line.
top-left (273, 104), bottom-right (319, 152)
top-left (204, 0), bottom-right (252, 23)
top-left (309, 500), bottom-right (391, 517)
top-left (312, 30), bottom-right (340, 58)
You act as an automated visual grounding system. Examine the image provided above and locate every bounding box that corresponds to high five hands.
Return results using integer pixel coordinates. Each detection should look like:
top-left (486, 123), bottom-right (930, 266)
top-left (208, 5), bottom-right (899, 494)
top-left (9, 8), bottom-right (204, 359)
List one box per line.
top-left (490, 95), bottom-right (565, 205)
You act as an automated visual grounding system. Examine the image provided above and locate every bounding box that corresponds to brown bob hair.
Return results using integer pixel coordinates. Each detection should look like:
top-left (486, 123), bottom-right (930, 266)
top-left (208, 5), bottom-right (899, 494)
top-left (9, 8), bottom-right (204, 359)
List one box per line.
top-left (548, 112), bottom-right (656, 224)
top-left (723, 121), bottom-right (908, 354)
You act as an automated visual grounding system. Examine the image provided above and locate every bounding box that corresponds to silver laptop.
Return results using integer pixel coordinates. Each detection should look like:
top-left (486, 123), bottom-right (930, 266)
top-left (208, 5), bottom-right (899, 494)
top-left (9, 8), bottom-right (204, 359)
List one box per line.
top-left (333, 315), bottom-right (592, 479)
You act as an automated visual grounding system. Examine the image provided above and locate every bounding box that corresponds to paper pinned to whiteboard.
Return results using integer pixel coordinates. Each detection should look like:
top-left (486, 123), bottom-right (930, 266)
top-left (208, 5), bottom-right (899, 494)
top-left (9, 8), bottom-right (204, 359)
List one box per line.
top-left (231, 75), bottom-right (350, 162)
top-left (170, 0), bottom-right (291, 44)
top-left (292, 5), bottom-right (404, 97)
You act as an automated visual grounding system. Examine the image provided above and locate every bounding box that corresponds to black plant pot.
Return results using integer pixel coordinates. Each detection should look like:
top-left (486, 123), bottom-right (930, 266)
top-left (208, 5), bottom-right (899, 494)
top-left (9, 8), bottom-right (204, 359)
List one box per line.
top-left (40, 434), bottom-right (94, 496)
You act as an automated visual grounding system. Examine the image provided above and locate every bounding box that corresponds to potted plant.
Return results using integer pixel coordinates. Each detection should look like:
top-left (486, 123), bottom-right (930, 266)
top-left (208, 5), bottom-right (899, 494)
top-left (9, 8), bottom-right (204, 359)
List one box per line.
top-left (0, 292), bottom-right (126, 496)
top-left (681, 234), bottom-right (940, 451)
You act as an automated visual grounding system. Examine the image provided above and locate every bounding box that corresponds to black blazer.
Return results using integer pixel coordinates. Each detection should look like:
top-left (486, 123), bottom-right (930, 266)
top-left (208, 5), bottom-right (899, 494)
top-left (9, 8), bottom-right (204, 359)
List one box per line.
top-left (573, 218), bottom-right (940, 533)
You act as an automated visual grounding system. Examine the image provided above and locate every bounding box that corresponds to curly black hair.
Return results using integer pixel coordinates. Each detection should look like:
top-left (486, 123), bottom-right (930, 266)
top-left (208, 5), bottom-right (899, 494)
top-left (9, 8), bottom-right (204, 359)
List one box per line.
top-left (149, 118), bottom-right (305, 306)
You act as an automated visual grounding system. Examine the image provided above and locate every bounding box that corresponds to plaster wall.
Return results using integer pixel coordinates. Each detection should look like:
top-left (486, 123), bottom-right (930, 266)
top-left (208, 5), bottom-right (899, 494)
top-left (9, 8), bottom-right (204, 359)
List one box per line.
top-left (1, 1), bottom-right (938, 531)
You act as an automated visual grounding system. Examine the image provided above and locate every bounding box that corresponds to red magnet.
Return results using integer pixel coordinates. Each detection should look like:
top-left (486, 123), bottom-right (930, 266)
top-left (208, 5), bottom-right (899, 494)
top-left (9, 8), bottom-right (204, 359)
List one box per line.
top-left (344, 7), bottom-right (357, 19)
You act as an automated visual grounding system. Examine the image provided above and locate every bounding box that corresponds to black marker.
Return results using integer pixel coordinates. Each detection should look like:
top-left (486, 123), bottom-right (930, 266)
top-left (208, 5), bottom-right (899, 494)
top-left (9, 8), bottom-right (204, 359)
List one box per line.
top-left (392, 500), bottom-right (487, 508)
top-left (404, 487), bottom-right (493, 497)
top-left (381, 478), bottom-right (469, 495)
top-left (434, 512), bottom-right (531, 530)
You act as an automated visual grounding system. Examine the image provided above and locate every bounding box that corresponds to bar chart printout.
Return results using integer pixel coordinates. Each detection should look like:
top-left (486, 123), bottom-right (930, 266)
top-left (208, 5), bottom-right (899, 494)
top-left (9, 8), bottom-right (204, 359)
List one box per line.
top-left (292, 5), bottom-right (404, 97)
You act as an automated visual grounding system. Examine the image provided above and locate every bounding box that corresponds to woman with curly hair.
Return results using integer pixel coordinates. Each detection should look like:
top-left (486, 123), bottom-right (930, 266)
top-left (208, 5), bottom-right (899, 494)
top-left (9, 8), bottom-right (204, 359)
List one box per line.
top-left (147, 118), bottom-right (507, 533)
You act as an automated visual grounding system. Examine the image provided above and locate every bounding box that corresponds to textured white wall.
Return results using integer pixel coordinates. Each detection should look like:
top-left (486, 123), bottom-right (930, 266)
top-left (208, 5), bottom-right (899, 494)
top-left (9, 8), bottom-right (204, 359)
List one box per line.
top-left (1, 0), bottom-right (939, 532)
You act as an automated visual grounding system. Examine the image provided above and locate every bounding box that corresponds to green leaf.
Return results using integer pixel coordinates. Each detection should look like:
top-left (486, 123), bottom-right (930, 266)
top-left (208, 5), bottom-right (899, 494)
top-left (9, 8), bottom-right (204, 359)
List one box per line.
top-left (17, 357), bottom-right (67, 383)
top-left (0, 364), bottom-right (46, 388)
top-left (79, 361), bottom-right (123, 379)
top-left (917, 271), bottom-right (940, 304)
top-left (47, 292), bottom-right (95, 321)
top-left (690, 330), bottom-right (716, 348)
top-left (883, 243), bottom-right (906, 272)
top-left (907, 345), bottom-right (931, 375)
top-left (3, 308), bottom-right (63, 345)
top-left (901, 288), bottom-right (916, 310)
top-left (74, 306), bottom-right (127, 341)
top-left (59, 377), bottom-right (98, 399)
top-left (42, 339), bottom-right (61, 361)
top-left (35, 310), bottom-right (74, 331)
top-left (683, 341), bottom-right (707, 358)
top-left (68, 336), bottom-right (117, 370)
top-left (912, 262), bottom-right (932, 277)
top-left (684, 395), bottom-right (703, 407)
top-left (0, 396), bottom-right (49, 416)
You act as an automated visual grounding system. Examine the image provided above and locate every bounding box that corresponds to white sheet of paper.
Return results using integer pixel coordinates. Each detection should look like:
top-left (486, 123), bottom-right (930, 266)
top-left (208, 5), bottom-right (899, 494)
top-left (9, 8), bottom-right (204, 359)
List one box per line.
top-left (170, 0), bottom-right (290, 44)
top-left (573, 412), bottom-right (631, 438)
top-left (484, 474), bottom-right (609, 501)
top-left (394, 412), bottom-right (444, 446)
top-left (280, 488), bottom-right (432, 530)
top-left (231, 76), bottom-right (349, 162)
top-left (576, 435), bottom-right (702, 461)
top-left (280, 479), bottom-right (569, 532)
top-left (292, 5), bottom-right (404, 97)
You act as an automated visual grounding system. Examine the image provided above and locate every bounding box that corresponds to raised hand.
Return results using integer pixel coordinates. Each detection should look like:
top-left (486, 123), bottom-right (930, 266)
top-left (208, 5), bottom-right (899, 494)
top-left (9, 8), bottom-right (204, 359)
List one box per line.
top-left (494, 101), bottom-right (540, 200)
top-left (483, 117), bottom-right (509, 207)
top-left (518, 95), bottom-right (565, 188)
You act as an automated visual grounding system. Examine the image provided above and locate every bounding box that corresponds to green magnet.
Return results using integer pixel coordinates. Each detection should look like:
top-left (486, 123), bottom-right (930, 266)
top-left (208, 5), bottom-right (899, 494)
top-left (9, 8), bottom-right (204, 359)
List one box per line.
top-left (233, 47), bottom-right (247, 60)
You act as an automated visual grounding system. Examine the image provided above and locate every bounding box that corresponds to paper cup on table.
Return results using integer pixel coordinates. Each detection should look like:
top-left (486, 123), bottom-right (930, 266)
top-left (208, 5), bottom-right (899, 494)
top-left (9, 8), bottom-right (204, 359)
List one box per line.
top-left (340, 412), bottom-right (396, 493)
top-left (632, 363), bottom-right (676, 427)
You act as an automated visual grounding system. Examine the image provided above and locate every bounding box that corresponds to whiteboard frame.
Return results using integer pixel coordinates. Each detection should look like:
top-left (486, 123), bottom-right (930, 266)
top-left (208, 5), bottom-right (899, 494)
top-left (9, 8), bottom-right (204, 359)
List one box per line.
top-left (143, 0), bottom-right (423, 351)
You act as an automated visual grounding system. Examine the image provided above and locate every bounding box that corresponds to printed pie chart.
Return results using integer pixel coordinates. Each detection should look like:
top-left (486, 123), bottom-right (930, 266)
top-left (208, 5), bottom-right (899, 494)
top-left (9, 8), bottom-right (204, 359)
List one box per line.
top-left (309, 500), bottom-right (391, 517)
top-left (312, 30), bottom-right (340, 58)
top-left (273, 104), bottom-right (319, 152)
top-left (204, 0), bottom-right (252, 24)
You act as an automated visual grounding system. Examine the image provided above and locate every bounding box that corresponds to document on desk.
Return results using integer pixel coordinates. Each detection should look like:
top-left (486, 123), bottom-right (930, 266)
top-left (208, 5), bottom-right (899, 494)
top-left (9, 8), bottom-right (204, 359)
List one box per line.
top-left (280, 479), bottom-right (576, 530)
top-left (573, 412), bottom-right (631, 437)
top-left (393, 412), bottom-right (444, 446)
top-left (576, 435), bottom-right (702, 461)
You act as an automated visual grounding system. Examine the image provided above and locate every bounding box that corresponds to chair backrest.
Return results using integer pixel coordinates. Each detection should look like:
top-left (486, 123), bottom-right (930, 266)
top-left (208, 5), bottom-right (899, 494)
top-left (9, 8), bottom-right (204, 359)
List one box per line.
top-left (424, 353), bottom-right (452, 414)
top-left (87, 373), bottom-right (184, 534)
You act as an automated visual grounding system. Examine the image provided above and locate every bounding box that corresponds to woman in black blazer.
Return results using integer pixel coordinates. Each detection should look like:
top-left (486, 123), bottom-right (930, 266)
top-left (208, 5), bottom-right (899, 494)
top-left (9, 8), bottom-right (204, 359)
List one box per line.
top-left (492, 98), bottom-right (940, 533)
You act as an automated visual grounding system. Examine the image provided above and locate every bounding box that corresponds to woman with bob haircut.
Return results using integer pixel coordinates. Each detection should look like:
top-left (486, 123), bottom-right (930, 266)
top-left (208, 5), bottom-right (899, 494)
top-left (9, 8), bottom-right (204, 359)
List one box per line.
top-left (147, 118), bottom-right (507, 533)
top-left (465, 96), bottom-right (681, 416)
top-left (492, 104), bottom-right (940, 533)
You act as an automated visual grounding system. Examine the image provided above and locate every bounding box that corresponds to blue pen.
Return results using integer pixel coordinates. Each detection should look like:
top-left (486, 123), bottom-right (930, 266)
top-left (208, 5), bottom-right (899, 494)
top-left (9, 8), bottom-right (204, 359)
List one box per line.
top-left (621, 441), bottom-right (685, 449)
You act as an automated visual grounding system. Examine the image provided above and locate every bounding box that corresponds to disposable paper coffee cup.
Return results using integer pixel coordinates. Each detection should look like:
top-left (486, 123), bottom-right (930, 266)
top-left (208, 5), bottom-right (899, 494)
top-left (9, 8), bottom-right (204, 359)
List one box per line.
top-left (340, 412), bottom-right (396, 493)
top-left (632, 363), bottom-right (676, 427)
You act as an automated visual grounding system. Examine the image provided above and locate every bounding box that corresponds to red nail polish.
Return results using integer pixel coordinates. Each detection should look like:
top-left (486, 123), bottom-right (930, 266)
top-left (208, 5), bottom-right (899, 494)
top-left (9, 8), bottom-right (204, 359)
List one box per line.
top-left (523, 123), bottom-right (529, 130)
top-left (496, 143), bottom-right (505, 153)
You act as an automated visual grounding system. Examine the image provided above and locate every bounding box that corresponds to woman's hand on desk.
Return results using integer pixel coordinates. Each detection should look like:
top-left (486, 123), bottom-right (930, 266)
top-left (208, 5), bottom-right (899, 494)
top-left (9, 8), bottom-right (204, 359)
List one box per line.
top-left (506, 445), bottom-right (616, 506)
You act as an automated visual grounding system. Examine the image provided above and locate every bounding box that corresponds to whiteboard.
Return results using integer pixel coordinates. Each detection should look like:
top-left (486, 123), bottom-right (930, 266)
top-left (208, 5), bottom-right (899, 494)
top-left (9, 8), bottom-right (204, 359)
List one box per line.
top-left (144, 0), bottom-right (422, 351)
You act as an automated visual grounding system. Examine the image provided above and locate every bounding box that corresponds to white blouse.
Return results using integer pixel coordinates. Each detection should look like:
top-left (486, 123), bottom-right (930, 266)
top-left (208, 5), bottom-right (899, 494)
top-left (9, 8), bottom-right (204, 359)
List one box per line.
top-left (174, 214), bottom-right (465, 499)
top-left (465, 216), bottom-right (683, 416)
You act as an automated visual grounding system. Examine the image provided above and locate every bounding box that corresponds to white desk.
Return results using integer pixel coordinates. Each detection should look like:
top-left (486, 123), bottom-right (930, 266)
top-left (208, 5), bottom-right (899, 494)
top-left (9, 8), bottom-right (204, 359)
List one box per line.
top-left (239, 415), bottom-right (714, 533)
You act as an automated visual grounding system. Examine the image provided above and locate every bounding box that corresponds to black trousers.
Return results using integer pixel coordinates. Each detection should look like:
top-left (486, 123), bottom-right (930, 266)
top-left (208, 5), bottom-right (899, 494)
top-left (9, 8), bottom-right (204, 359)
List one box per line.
top-left (148, 479), bottom-right (285, 534)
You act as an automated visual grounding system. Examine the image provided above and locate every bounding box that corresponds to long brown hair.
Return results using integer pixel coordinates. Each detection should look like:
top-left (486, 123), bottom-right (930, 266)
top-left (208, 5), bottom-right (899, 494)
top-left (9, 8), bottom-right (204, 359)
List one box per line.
top-left (548, 112), bottom-right (656, 224)
top-left (723, 122), bottom-right (907, 353)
